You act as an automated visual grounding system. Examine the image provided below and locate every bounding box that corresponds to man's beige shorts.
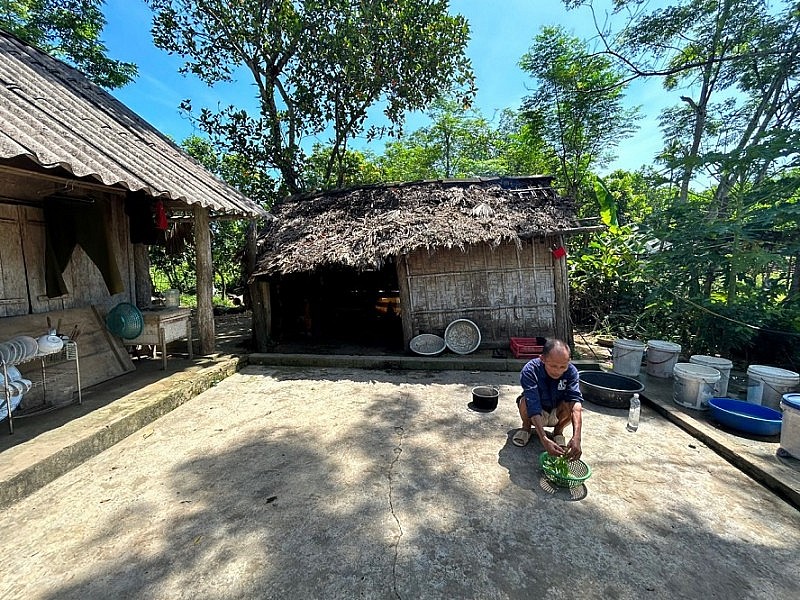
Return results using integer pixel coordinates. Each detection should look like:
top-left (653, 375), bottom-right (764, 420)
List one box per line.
top-left (539, 408), bottom-right (560, 427)
top-left (516, 393), bottom-right (560, 426)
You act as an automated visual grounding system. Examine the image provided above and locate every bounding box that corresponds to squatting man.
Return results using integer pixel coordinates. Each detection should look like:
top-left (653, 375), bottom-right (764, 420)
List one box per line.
top-left (512, 338), bottom-right (583, 459)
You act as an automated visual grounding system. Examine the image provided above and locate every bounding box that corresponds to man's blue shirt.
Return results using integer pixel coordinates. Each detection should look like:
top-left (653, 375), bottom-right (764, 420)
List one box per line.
top-left (520, 357), bottom-right (582, 416)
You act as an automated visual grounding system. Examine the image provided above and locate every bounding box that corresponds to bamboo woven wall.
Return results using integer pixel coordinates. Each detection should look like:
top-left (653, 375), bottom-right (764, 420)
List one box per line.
top-left (401, 240), bottom-right (558, 345)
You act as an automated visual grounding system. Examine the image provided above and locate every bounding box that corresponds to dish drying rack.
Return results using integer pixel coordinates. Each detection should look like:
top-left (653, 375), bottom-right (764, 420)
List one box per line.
top-left (1, 341), bottom-right (81, 434)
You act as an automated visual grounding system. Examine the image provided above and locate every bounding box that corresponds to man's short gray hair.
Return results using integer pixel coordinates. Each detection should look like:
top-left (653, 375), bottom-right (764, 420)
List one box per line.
top-left (542, 338), bottom-right (570, 357)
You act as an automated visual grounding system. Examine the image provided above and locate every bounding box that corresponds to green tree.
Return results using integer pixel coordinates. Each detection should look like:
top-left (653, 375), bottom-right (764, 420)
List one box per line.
top-left (150, 135), bottom-right (269, 301)
top-left (494, 109), bottom-right (555, 178)
top-left (519, 25), bottom-right (639, 204)
top-left (146, 0), bottom-right (475, 194)
top-left (378, 98), bottom-right (517, 180)
top-left (561, 1), bottom-right (800, 365)
top-left (304, 144), bottom-right (382, 190)
top-left (0, 0), bottom-right (136, 88)
top-left (611, 0), bottom-right (800, 303)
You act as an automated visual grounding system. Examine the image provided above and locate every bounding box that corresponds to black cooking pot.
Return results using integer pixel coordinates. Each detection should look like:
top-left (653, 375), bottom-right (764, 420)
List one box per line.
top-left (471, 386), bottom-right (500, 411)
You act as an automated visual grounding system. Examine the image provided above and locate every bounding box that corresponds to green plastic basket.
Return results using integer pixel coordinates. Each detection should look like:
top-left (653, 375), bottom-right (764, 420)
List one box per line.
top-left (106, 303), bottom-right (144, 339)
top-left (539, 452), bottom-right (592, 488)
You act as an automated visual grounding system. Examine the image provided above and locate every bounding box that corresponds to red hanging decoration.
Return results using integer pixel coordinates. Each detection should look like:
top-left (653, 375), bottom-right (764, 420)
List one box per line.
top-left (154, 200), bottom-right (168, 230)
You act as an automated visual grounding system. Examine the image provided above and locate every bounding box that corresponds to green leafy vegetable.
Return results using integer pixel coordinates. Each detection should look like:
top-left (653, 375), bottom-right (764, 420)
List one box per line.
top-left (543, 454), bottom-right (571, 479)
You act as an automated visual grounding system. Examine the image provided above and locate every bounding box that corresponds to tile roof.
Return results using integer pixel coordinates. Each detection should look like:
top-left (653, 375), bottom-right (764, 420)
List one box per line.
top-left (0, 29), bottom-right (267, 219)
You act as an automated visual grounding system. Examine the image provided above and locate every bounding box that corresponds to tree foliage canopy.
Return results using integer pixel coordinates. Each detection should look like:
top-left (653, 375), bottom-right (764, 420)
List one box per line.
top-left (0, 0), bottom-right (137, 88)
top-left (519, 25), bottom-right (639, 203)
top-left (378, 97), bottom-right (515, 181)
top-left (561, 0), bottom-right (800, 365)
top-left (146, 0), bottom-right (475, 194)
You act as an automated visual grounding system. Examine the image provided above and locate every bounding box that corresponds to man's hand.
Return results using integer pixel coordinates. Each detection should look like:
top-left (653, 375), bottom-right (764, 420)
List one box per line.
top-left (566, 437), bottom-right (582, 460)
top-left (544, 437), bottom-right (565, 457)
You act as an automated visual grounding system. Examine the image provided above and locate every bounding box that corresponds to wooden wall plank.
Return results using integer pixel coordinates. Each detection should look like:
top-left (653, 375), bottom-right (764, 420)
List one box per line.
top-left (0, 306), bottom-right (135, 407)
top-left (0, 204), bottom-right (28, 317)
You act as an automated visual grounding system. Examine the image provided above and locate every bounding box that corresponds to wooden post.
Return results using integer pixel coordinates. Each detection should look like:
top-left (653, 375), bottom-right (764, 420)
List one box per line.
top-left (250, 279), bottom-right (271, 351)
top-left (194, 204), bottom-right (215, 354)
top-left (395, 255), bottom-right (414, 349)
top-left (132, 244), bottom-right (152, 308)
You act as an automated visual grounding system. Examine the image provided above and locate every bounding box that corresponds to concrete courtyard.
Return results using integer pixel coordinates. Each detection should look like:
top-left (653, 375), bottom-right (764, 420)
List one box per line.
top-left (1, 363), bottom-right (798, 599)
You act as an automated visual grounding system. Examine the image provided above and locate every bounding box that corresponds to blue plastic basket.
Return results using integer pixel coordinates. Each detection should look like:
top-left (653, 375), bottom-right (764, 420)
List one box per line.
top-left (106, 303), bottom-right (144, 339)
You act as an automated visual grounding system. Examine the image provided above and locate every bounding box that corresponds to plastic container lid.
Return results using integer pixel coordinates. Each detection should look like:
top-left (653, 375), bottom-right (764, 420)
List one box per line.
top-left (673, 362), bottom-right (721, 382)
top-left (746, 365), bottom-right (800, 383)
top-left (647, 340), bottom-right (681, 352)
top-left (782, 393), bottom-right (800, 411)
top-left (690, 355), bottom-right (733, 368)
top-left (614, 339), bottom-right (645, 349)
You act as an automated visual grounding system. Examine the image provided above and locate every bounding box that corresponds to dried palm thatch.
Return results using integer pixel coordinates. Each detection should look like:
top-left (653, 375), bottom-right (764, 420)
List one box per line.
top-left (253, 176), bottom-right (575, 277)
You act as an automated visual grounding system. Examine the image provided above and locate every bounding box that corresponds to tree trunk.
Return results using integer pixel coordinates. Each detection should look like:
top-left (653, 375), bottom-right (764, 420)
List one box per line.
top-left (194, 205), bottom-right (215, 354)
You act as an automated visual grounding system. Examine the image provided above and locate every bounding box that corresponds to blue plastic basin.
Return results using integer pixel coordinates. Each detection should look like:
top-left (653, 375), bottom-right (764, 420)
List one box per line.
top-left (707, 397), bottom-right (782, 436)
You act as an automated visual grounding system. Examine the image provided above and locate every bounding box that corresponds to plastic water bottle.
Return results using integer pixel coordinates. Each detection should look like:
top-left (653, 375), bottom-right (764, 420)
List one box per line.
top-left (627, 393), bottom-right (640, 432)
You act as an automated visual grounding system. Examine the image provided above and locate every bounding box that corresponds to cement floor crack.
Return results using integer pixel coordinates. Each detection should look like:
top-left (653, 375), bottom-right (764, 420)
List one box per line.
top-left (387, 394), bottom-right (407, 600)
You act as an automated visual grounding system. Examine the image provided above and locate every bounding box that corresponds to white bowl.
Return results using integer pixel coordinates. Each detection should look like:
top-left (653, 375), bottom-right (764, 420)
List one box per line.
top-left (37, 334), bottom-right (64, 354)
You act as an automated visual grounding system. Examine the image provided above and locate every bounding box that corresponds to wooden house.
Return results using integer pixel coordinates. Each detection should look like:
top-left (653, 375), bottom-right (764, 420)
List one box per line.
top-left (0, 29), bottom-right (266, 400)
top-left (250, 177), bottom-right (597, 352)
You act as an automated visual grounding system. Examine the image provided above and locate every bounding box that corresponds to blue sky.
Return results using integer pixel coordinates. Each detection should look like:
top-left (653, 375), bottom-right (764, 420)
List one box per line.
top-left (103, 0), bottom-right (669, 173)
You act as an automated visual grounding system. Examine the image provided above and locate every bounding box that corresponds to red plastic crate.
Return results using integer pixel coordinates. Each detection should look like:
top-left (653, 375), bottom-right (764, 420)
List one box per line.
top-left (510, 337), bottom-right (545, 359)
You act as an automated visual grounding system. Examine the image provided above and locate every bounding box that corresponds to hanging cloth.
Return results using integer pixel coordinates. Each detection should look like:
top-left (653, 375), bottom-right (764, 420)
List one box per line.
top-left (44, 197), bottom-right (125, 298)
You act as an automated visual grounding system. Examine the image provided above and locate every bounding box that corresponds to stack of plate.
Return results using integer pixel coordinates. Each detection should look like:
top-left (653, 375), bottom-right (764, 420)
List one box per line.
top-left (0, 335), bottom-right (41, 366)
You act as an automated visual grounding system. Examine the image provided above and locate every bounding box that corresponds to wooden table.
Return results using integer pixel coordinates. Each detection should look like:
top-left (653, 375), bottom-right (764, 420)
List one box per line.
top-left (126, 308), bottom-right (192, 370)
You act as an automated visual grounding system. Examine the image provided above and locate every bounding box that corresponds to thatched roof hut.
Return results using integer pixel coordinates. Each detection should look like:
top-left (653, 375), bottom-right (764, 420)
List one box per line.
top-left (254, 176), bottom-right (573, 275)
top-left (251, 176), bottom-right (593, 353)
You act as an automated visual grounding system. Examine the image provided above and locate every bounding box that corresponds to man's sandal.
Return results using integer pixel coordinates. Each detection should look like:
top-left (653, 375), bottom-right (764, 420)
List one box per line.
top-left (512, 429), bottom-right (531, 447)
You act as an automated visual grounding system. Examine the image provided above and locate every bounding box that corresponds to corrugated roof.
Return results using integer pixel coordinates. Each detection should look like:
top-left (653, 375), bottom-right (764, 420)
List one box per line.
top-left (0, 29), bottom-right (267, 219)
top-left (253, 176), bottom-right (578, 277)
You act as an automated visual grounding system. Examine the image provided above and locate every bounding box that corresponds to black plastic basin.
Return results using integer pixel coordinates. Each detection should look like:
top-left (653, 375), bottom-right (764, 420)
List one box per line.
top-left (578, 370), bottom-right (645, 409)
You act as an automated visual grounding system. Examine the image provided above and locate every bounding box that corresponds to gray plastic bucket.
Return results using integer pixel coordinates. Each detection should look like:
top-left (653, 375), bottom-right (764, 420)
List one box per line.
top-left (781, 394), bottom-right (800, 458)
top-left (612, 339), bottom-right (645, 377)
top-left (746, 365), bottom-right (799, 410)
top-left (673, 362), bottom-right (720, 411)
top-left (646, 340), bottom-right (681, 378)
top-left (690, 355), bottom-right (733, 398)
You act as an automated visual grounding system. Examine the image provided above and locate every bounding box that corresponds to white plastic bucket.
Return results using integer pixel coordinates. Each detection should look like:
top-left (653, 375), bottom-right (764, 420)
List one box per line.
top-left (646, 340), bottom-right (681, 378)
top-left (746, 365), bottom-right (799, 410)
top-left (780, 394), bottom-right (800, 459)
top-left (164, 289), bottom-right (180, 308)
top-left (612, 339), bottom-right (645, 377)
top-left (673, 363), bottom-right (720, 411)
top-left (690, 355), bottom-right (733, 397)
